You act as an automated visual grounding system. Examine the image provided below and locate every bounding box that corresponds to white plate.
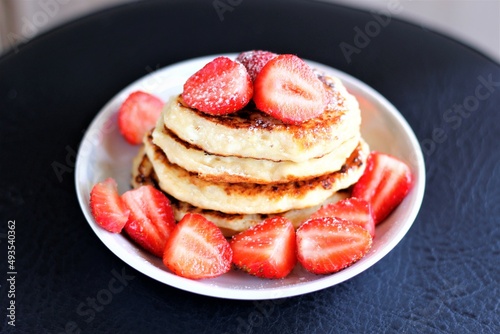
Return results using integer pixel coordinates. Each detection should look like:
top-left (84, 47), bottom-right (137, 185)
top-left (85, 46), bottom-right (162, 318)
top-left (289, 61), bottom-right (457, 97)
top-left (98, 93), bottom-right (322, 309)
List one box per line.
top-left (75, 54), bottom-right (425, 300)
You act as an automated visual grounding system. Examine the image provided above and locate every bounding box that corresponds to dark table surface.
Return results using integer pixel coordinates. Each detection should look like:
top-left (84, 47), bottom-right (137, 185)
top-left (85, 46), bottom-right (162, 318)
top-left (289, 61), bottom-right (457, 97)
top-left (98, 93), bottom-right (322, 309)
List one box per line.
top-left (1, 0), bottom-right (499, 333)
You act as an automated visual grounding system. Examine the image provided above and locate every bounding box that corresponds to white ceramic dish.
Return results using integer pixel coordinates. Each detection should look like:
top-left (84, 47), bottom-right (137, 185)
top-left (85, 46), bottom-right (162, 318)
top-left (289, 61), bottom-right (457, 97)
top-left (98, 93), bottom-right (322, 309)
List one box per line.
top-left (75, 54), bottom-right (425, 300)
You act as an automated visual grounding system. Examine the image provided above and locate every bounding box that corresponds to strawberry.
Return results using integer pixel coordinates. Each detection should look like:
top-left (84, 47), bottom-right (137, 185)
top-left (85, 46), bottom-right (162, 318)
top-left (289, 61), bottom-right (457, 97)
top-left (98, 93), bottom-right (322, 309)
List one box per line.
top-left (352, 152), bottom-right (413, 224)
top-left (253, 54), bottom-right (327, 124)
top-left (163, 213), bottom-right (232, 280)
top-left (182, 56), bottom-right (253, 115)
top-left (118, 91), bottom-right (164, 145)
top-left (310, 197), bottom-right (375, 238)
top-left (89, 178), bottom-right (130, 233)
top-left (236, 50), bottom-right (277, 81)
top-left (121, 185), bottom-right (176, 257)
top-left (230, 216), bottom-right (296, 279)
top-left (296, 217), bottom-right (372, 275)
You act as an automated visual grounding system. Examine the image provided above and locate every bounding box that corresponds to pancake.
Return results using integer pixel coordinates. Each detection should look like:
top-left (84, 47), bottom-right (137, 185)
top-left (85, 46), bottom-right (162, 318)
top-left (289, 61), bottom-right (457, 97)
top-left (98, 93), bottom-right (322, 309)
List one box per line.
top-left (131, 147), bottom-right (350, 236)
top-left (151, 114), bottom-right (361, 184)
top-left (170, 192), bottom-right (349, 237)
top-left (142, 132), bottom-right (369, 214)
top-left (162, 74), bottom-right (360, 163)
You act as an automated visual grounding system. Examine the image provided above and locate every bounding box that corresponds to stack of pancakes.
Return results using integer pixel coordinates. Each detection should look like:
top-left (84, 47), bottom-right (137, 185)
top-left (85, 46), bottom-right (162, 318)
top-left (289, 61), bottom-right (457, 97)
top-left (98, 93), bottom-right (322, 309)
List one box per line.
top-left (132, 73), bottom-right (369, 236)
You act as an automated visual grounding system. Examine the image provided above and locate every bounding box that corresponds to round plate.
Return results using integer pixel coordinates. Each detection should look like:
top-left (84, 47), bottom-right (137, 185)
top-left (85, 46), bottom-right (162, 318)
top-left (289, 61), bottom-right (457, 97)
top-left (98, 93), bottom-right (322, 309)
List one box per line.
top-left (75, 54), bottom-right (425, 300)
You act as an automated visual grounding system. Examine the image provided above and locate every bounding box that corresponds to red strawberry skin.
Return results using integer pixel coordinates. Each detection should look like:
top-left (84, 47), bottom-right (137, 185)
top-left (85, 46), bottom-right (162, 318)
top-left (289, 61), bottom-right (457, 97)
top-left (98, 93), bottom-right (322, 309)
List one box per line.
top-left (182, 56), bottom-right (253, 115)
top-left (121, 185), bottom-right (176, 257)
top-left (230, 216), bottom-right (296, 279)
top-left (310, 197), bottom-right (375, 238)
top-left (253, 54), bottom-right (327, 124)
top-left (236, 50), bottom-right (277, 81)
top-left (118, 91), bottom-right (164, 145)
top-left (296, 217), bottom-right (372, 275)
top-left (90, 178), bottom-right (130, 233)
top-left (163, 213), bottom-right (232, 280)
top-left (352, 152), bottom-right (413, 224)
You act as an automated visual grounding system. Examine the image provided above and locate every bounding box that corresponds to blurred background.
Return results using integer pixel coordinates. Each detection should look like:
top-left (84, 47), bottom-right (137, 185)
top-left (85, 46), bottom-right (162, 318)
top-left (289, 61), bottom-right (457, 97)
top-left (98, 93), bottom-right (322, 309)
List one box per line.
top-left (0, 0), bottom-right (499, 63)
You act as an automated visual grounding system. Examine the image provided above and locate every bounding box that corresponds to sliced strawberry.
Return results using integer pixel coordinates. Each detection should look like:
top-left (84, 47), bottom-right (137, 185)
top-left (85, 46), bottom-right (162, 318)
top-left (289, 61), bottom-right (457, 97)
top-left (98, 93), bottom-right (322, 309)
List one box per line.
top-left (296, 217), bottom-right (372, 275)
top-left (89, 178), bottom-right (130, 233)
top-left (230, 216), bottom-right (296, 279)
top-left (118, 91), bottom-right (164, 145)
top-left (352, 152), bottom-right (413, 224)
top-left (163, 213), bottom-right (232, 280)
top-left (121, 185), bottom-right (176, 257)
top-left (310, 197), bottom-right (375, 238)
top-left (253, 54), bottom-right (327, 124)
top-left (236, 50), bottom-right (277, 81)
top-left (182, 56), bottom-right (253, 115)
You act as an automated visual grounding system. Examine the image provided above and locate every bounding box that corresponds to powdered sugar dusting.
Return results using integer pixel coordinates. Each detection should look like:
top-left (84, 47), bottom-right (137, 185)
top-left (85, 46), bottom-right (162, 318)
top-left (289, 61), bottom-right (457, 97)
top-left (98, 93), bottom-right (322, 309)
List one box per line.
top-left (182, 56), bottom-right (252, 114)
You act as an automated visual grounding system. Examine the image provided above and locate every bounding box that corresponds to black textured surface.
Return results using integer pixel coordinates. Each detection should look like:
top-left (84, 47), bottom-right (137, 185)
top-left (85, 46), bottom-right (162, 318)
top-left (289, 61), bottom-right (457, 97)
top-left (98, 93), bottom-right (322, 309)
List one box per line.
top-left (1, 0), bottom-right (499, 333)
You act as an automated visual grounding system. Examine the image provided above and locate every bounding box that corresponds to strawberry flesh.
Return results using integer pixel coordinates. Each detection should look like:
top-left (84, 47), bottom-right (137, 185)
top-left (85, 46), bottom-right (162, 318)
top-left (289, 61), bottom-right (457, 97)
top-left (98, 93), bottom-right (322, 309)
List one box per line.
top-left (230, 216), bottom-right (296, 279)
top-left (90, 178), bottom-right (130, 233)
top-left (310, 197), bottom-right (375, 238)
top-left (118, 91), bottom-right (164, 145)
top-left (236, 50), bottom-right (277, 81)
top-left (296, 217), bottom-right (372, 275)
top-left (182, 56), bottom-right (253, 115)
top-left (253, 54), bottom-right (327, 124)
top-left (352, 152), bottom-right (413, 224)
top-left (121, 185), bottom-right (176, 257)
top-left (163, 213), bottom-right (232, 280)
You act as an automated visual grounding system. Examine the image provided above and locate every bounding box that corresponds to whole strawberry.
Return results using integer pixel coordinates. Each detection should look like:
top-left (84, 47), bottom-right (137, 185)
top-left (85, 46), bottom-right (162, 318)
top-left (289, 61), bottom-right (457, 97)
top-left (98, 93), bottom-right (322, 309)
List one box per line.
top-left (118, 91), bottom-right (164, 145)
top-left (236, 50), bottom-right (277, 81)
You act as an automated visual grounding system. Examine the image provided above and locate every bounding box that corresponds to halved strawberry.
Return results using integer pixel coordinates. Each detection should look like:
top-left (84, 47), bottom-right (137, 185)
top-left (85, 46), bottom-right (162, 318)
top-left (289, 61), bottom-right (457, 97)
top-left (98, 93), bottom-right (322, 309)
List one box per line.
top-left (296, 217), bottom-right (372, 275)
top-left (253, 54), bottom-right (327, 124)
top-left (310, 197), bottom-right (375, 238)
top-left (163, 213), bottom-right (232, 280)
top-left (230, 216), bottom-right (296, 279)
top-left (182, 56), bottom-right (253, 115)
top-left (89, 178), bottom-right (130, 233)
top-left (121, 185), bottom-right (176, 257)
top-left (352, 152), bottom-right (413, 224)
top-left (118, 91), bottom-right (164, 145)
top-left (236, 50), bottom-right (277, 81)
